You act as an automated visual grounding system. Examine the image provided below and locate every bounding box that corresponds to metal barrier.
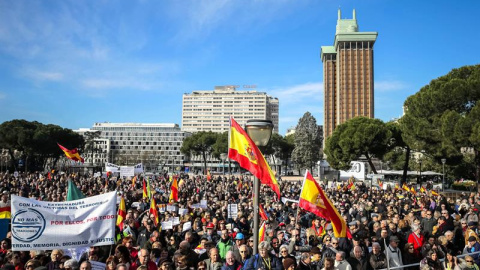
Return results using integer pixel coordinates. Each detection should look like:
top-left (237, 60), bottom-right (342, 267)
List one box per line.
top-left (379, 250), bottom-right (480, 270)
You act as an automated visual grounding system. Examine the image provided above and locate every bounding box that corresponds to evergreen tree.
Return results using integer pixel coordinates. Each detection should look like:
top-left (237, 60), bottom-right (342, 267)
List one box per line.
top-left (291, 112), bottom-right (323, 173)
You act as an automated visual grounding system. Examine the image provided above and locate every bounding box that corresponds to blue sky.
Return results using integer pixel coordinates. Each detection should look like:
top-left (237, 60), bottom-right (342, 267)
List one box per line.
top-left (0, 0), bottom-right (479, 135)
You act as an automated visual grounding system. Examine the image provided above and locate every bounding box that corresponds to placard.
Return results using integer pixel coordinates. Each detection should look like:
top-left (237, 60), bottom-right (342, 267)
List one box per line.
top-left (161, 221), bottom-right (173, 230)
top-left (178, 208), bottom-right (188, 216)
top-left (228, 204), bottom-right (238, 219)
top-left (172, 217), bottom-right (180, 225)
top-left (119, 167), bottom-right (134, 177)
top-left (182, 222), bottom-right (191, 232)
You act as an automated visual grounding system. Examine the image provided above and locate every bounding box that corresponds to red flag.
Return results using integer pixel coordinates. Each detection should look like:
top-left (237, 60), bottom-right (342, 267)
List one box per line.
top-left (149, 197), bottom-right (159, 226)
top-left (131, 175), bottom-right (137, 189)
top-left (228, 117), bottom-right (280, 198)
top-left (207, 169), bottom-right (212, 181)
top-left (299, 170), bottom-right (347, 238)
top-left (142, 179), bottom-right (148, 199)
top-left (57, 143), bottom-right (84, 163)
top-left (169, 177), bottom-right (179, 202)
top-left (259, 204), bottom-right (268, 221)
top-left (116, 196), bottom-right (126, 230)
top-left (259, 221), bottom-right (266, 242)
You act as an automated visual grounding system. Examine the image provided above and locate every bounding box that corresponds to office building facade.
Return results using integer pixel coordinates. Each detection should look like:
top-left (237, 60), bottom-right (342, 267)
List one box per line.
top-left (75, 123), bottom-right (190, 172)
top-left (182, 85), bottom-right (279, 134)
top-left (321, 9), bottom-right (377, 138)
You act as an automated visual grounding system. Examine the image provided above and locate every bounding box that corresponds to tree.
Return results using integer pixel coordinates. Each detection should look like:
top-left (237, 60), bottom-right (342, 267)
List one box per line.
top-left (211, 132), bottom-right (228, 159)
top-left (266, 133), bottom-right (294, 174)
top-left (324, 117), bottom-right (392, 174)
top-left (400, 64), bottom-right (480, 182)
top-left (291, 112), bottom-right (323, 173)
top-left (180, 131), bottom-right (218, 174)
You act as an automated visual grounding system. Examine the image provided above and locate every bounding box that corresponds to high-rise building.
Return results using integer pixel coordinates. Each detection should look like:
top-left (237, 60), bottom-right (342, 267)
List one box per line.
top-left (182, 85), bottom-right (279, 133)
top-left (321, 9), bottom-right (377, 138)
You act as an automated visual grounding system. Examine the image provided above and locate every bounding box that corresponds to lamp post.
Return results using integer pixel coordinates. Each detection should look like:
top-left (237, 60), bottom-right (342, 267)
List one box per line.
top-left (245, 119), bottom-right (274, 255)
top-left (220, 153), bottom-right (227, 176)
top-left (441, 158), bottom-right (446, 191)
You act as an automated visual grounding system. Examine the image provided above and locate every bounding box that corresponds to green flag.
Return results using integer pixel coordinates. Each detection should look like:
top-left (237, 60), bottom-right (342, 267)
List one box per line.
top-left (67, 179), bottom-right (85, 201)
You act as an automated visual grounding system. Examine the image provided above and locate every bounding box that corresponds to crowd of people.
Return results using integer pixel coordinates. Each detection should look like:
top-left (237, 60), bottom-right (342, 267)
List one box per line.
top-left (0, 171), bottom-right (480, 270)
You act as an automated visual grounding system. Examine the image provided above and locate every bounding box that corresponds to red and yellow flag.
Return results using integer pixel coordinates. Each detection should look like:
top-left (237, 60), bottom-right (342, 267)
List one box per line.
top-left (420, 186), bottom-right (426, 193)
top-left (410, 187), bottom-right (417, 195)
top-left (149, 197), bottom-right (159, 226)
top-left (395, 183), bottom-right (400, 190)
top-left (169, 177), bottom-right (179, 202)
top-left (299, 170), bottom-right (347, 237)
top-left (116, 196), bottom-right (126, 230)
top-left (431, 190), bottom-right (439, 196)
top-left (206, 169), bottom-right (212, 181)
top-left (259, 204), bottom-right (268, 221)
top-left (228, 117), bottom-right (280, 198)
top-left (131, 176), bottom-right (137, 189)
top-left (402, 184), bottom-right (410, 192)
top-left (142, 179), bottom-right (148, 199)
top-left (57, 143), bottom-right (84, 163)
top-left (0, 206), bottom-right (11, 219)
top-left (347, 178), bottom-right (356, 191)
top-left (378, 180), bottom-right (383, 189)
top-left (259, 221), bottom-right (266, 242)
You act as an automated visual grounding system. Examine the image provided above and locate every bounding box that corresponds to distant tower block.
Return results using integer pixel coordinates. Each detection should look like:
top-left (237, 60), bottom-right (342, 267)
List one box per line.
top-left (321, 9), bottom-right (378, 139)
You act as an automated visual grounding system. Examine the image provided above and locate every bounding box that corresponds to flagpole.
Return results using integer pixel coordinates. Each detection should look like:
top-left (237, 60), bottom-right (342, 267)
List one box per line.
top-left (253, 175), bottom-right (260, 255)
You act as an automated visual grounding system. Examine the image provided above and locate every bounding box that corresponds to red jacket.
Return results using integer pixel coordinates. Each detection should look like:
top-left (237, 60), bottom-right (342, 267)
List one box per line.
top-left (130, 260), bottom-right (157, 270)
top-left (408, 232), bottom-right (424, 255)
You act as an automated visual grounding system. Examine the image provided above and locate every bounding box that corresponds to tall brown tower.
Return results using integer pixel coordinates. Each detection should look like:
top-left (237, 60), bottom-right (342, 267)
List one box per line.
top-left (321, 9), bottom-right (377, 139)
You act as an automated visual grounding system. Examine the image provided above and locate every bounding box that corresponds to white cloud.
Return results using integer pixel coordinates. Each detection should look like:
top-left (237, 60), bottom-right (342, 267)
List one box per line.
top-left (21, 69), bottom-right (64, 82)
top-left (270, 82), bottom-right (323, 105)
top-left (375, 80), bottom-right (407, 92)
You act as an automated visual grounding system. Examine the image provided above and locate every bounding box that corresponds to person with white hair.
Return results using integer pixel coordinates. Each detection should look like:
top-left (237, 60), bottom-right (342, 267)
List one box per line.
top-left (369, 242), bottom-right (387, 270)
top-left (244, 241), bottom-right (282, 270)
top-left (334, 251), bottom-right (352, 270)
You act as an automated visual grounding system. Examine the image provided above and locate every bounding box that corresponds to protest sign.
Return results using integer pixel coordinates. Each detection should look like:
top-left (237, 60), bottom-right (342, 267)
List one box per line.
top-left (228, 204), bottom-right (238, 219)
top-left (161, 221), bottom-right (172, 230)
top-left (172, 217), bottom-right (180, 225)
top-left (166, 205), bottom-right (177, 213)
top-left (178, 208), bottom-right (188, 216)
top-left (134, 163), bottom-right (144, 174)
top-left (11, 192), bottom-right (116, 251)
top-left (90, 261), bottom-right (106, 270)
top-left (182, 222), bottom-right (191, 232)
top-left (120, 167), bottom-right (134, 177)
top-left (105, 163), bottom-right (120, 173)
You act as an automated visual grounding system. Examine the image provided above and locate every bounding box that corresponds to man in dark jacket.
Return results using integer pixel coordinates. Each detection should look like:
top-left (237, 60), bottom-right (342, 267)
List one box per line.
top-left (369, 243), bottom-right (387, 270)
top-left (347, 246), bottom-right (369, 270)
top-left (420, 210), bottom-right (436, 238)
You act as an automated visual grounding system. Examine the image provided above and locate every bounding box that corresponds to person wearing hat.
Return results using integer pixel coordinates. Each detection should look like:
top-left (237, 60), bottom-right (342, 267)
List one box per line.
top-left (464, 236), bottom-right (480, 266)
top-left (465, 221), bottom-right (479, 245)
top-left (309, 246), bottom-right (322, 269)
top-left (136, 218), bottom-right (155, 248)
top-left (231, 233), bottom-right (245, 263)
top-left (282, 257), bottom-right (296, 270)
top-left (385, 236), bottom-right (403, 269)
top-left (205, 223), bottom-right (220, 243)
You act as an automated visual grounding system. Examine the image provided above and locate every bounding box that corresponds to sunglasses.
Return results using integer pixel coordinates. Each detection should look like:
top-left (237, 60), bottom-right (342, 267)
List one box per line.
top-left (331, 242), bottom-right (338, 245)
top-left (240, 251), bottom-right (247, 253)
top-left (467, 260), bottom-right (474, 263)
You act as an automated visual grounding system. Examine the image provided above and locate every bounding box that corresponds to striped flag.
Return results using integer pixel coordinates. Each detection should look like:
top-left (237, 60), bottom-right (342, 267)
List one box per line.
top-left (299, 170), bottom-right (347, 237)
top-left (116, 196), bottom-right (126, 230)
top-left (149, 197), bottom-right (159, 226)
top-left (0, 206), bottom-right (11, 219)
top-left (169, 177), bottom-right (179, 202)
top-left (259, 221), bottom-right (266, 242)
top-left (259, 204), bottom-right (268, 221)
top-left (410, 187), bottom-right (417, 195)
top-left (142, 178), bottom-right (148, 199)
top-left (402, 184), bottom-right (410, 192)
top-left (420, 186), bottom-right (426, 193)
top-left (431, 190), bottom-right (439, 196)
top-left (378, 180), bottom-right (383, 188)
top-left (207, 169), bottom-right (212, 181)
top-left (131, 175), bottom-right (137, 189)
top-left (228, 117), bottom-right (280, 198)
top-left (57, 143), bottom-right (84, 163)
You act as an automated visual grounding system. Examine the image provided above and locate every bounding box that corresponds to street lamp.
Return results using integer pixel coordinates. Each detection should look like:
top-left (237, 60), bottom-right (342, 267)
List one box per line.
top-left (245, 119), bottom-right (274, 255)
top-left (441, 158), bottom-right (446, 191)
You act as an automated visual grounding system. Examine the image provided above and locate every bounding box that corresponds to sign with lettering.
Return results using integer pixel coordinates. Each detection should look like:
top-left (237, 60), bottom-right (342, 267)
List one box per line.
top-left (11, 192), bottom-right (116, 251)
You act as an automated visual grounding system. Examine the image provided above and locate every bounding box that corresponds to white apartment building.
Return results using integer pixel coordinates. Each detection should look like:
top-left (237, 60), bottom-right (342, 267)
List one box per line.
top-left (75, 123), bottom-right (190, 172)
top-left (182, 85), bottom-right (279, 133)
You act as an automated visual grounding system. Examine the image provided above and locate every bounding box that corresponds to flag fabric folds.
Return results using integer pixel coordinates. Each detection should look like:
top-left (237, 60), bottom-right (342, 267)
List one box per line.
top-left (228, 117), bottom-right (280, 198)
top-left (347, 178), bottom-right (356, 191)
top-left (259, 204), bottom-right (268, 221)
top-left (207, 170), bottom-right (212, 181)
top-left (431, 190), bottom-right (439, 196)
top-left (410, 187), bottom-right (417, 195)
top-left (142, 179), bottom-right (148, 199)
top-left (169, 177), bottom-right (179, 203)
top-left (57, 143), bottom-right (84, 163)
top-left (259, 221), bottom-right (266, 242)
top-left (378, 180), bottom-right (383, 189)
top-left (299, 170), bottom-right (347, 238)
top-left (131, 176), bottom-right (137, 189)
top-left (0, 206), bottom-right (11, 219)
top-left (420, 186), bottom-right (426, 193)
top-left (149, 197), bottom-right (159, 226)
top-left (116, 196), bottom-right (126, 230)
top-left (402, 184), bottom-right (410, 192)
top-left (66, 180), bottom-right (85, 201)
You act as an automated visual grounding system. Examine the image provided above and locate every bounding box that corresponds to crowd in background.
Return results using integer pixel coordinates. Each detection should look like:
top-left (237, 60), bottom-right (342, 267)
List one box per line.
top-left (0, 171), bottom-right (480, 270)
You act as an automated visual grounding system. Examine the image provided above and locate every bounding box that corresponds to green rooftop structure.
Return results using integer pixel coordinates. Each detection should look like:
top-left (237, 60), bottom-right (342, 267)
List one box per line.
top-left (321, 9), bottom-right (378, 139)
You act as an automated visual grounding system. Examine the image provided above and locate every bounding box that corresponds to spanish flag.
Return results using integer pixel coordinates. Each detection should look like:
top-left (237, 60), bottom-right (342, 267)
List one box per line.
top-left (131, 175), bottom-right (137, 189)
top-left (0, 206), bottom-right (11, 219)
top-left (149, 197), bottom-right (159, 226)
top-left (402, 184), bottom-right (410, 192)
top-left (57, 143), bottom-right (84, 163)
top-left (259, 204), bottom-right (268, 221)
top-left (347, 178), bottom-right (356, 191)
top-left (378, 180), bottom-right (383, 189)
top-left (169, 177), bottom-right (178, 202)
top-left (207, 169), bottom-right (212, 181)
top-left (420, 186), bottom-right (426, 193)
top-left (228, 117), bottom-right (280, 198)
top-left (259, 221), bottom-right (266, 242)
top-left (116, 196), bottom-right (126, 230)
top-left (410, 187), bottom-right (417, 195)
top-left (299, 170), bottom-right (347, 237)
top-left (142, 178), bottom-right (148, 199)
top-left (395, 183), bottom-right (400, 190)
top-left (431, 190), bottom-right (439, 196)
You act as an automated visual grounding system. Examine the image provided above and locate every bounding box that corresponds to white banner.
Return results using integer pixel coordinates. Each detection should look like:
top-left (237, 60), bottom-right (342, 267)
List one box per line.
top-left (105, 163), bottom-right (120, 173)
top-left (11, 192), bottom-right (117, 251)
top-left (134, 163), bottom-right (144, 174)
top-left (120, 166), bottom-right (134, 177)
